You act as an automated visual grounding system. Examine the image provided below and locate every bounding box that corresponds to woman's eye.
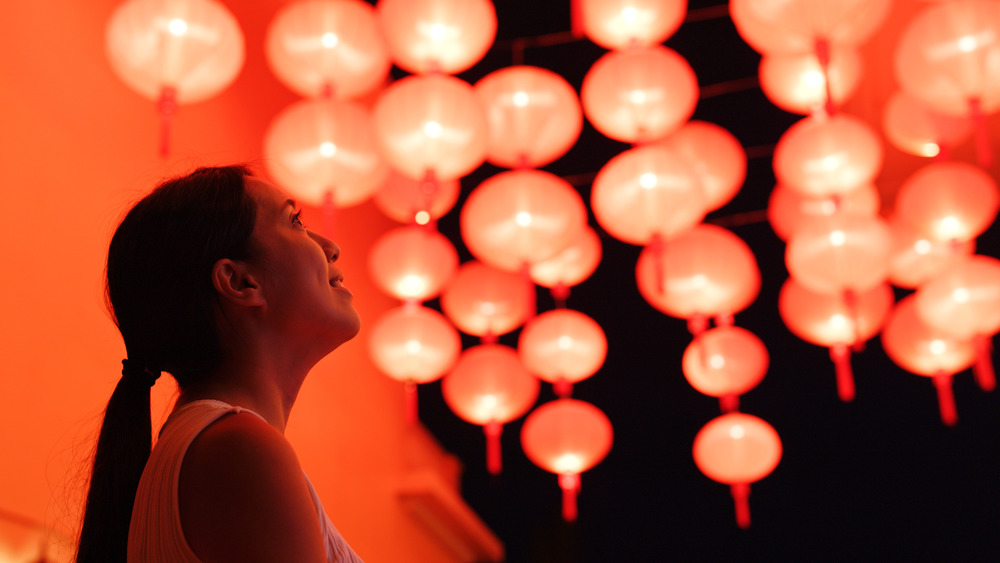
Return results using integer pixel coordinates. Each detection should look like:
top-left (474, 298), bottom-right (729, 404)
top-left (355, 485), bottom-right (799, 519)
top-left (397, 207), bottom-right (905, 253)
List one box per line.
top-left (291, 210), bottom-right (305, 227)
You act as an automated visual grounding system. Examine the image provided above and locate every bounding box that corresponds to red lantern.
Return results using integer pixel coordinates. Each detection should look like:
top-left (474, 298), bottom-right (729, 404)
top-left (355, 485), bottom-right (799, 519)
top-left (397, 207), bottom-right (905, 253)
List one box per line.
top-left (693, 412), bottom-right (782, 529)
top-left (729, 0), bottom-right (891, 54)
top-left (440, 261), bottom-right (530, 339)
top-left (520, 398), bottom-right (613, 521)
top-left (581, 45), bottom-right (698, 143)
top-left (265, 0), bottom-right (390, 99)
top-left (767, 183), bottom-right (880, 242)
top-left (519, 309), bottom-right (607, 397)
top-left (373, 169), bottom-right (460, 225)
top-left (894, 162), bottom-right (1000, 244)
top-left (368, 225), bottom-right (458, 302)
top-left (579, 0), bottom-right (687, 49)
top-left (376, 0), bottom-right (497, 74)
top-left (682, 326), bottom-right (768, 412)
top-left (529, 226), bottom-right (603, 302)
top-left (785, 212), bottom-right (892, 295)
top-left (443, 344), bottom-right (540, 474)
top-left (888, 215), bottom-right (974, 290)
top-left (474, 66), bottom-right (583, 168)
top-left (758, 47), bottom-right (863, 115)
top-left (882, 91), bottom-right (972, 159)
top-left (657, 120), bottom-right (747, 213)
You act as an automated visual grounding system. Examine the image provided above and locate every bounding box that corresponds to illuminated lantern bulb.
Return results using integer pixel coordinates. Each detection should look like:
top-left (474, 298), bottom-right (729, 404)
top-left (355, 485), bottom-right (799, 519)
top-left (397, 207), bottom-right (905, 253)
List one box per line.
top-left (729, 0), bottom-right (891, 54)
top-left (373, 169), bottom-right (460, 225)
top-left (474, 65), bottom-right (583, 168)
top-left (579, 0), bottom-right (687, 49)
top-left (368, 226), bottom-right (458, 302)
top-left (682, 326), bottom-right (768, 412)
top-left (882, 295), bottom-right (974, 425)
top-left (529, 226), bottom-right (603, 302)
top-left (263, 98), bottom-right (386, 208)
top-left (773, 113), bottom-right (883, 199)
top-left (443, 344), bottom-right (540, 474)
top-left (373, 74), bottom-right (488, 182)
top-left (591, 144), bottom-right (706, 246)
top-left (657, 120), bottom-right (747, 213)
top-left (440, 261), bottom-right (530, 339)
top-left (767, 183), bottom-right (880, 242)
top-left (758, 47), bottom-right (863, 115)
top-left (785, 212), bottom-right (892, 296)
top-left (779, 278), bottom-right (894, 401)
top-left (888, 215), bottom-right (974, 290)
top-left (519, 309), bottom-right (607, 397)
top-left (520, 398), bottom-right (613, 521)
top-left (894, 162), bottom-right (1000, 244)
top-left (265, 0), bottom-right (390, 99)
top-left (692, 412), bottom-right (781, 529)
top-left (882, 91), bottom-right (972, 158)
top-left (376, 0), bottom-right (496, 74)
top-left (581, 45), bottom-right (698, 144)
top-left (461, 170), bottom-right (588, 272)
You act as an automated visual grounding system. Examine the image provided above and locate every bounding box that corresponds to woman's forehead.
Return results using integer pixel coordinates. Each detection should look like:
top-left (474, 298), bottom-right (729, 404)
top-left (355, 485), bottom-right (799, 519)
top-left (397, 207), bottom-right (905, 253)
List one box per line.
top-left (244, 176), bottom-right (291, 214)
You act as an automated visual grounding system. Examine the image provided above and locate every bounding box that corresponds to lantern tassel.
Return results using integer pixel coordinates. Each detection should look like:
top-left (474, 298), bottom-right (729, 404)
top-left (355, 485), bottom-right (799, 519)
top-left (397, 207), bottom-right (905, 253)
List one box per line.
top-left (554, 378), bottom-right (573, 398)
top-left (932, 372), bottom-right (958, 426)
top-left (157, 86), bottom-right (178, 158)
top-left (404, 381), bottom-right (418, 425)
top-left (484, 421), bottom-right (503, 475)
top-left (814, 38), bottom-right (835, 117)
top-left (521, 263), bottom-right (536, 321)
top-left (830, 343), bottom-right (855, 402)
top-left (731, 482), bottom-right (751, 529)
top-left (650, 233), bottom-right (666, 296)
top-left (969, 98), bottom-right (992, 168)
top-left (719, 394), bottom-right (739, 413)
top-left (559, 473), bottom-right (580, 522)
top-left (322, 190), bottom-right (337, 238)
top-left (843, 289), bottom-right (865, 353)
top-left (973, 334), bottom-right (996, 392)
top-left (688, 313), bottom-right (709, 338)
top-left (551, 283), bottom-right (570, 309)
top-left (569, 0), bottom-right (584, 39)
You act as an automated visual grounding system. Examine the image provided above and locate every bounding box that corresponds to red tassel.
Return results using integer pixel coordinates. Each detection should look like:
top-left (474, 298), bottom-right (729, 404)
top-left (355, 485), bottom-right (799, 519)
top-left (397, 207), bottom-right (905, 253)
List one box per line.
top-left (322, 190), bottom-right (337, 238)
top-left (553, 379), bottom-right (573, 398)
top-left (719, 394), bottom-right (739, 413)
top-left (830, 343), bottom-right (855, 402)
top-left (814, 38), bottom-right (836, 117)
top-left (932, 372), bottom-right (958, 426)
top-left (559, 473), bottom-right (580, 522)
top-left (969, 98), bottom-right (992, 168)
top-left (973, 334), bottom-right (996, 392)
top-left (484, 421), bottom-right (503, 475)
top-left (157, 86), bottom-right (177, 158)
top-left (570, 0), bottom-right (584, 39)
top-left (404, 381), bottom-right (418, 425)
top-left (731, 482), bottom-right (751, 529)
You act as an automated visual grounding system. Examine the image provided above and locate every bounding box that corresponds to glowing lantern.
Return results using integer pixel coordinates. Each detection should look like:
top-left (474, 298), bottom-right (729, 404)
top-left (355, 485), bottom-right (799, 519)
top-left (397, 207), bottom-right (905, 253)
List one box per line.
top-left (682, 326), bottom-right (768, 412)
top-left (265, 0), bottom-right (390, 99)
top-left (376, 0), bottom-right (497, 74)
top-left (579, 0), bottom-right (687, 49)
top-left (443, 344), bottom-right (540, 474)
top-left (372, 74), bottom-right (488, 182)
top-left (105, 0), bottom-right (245, 156)
top-left (461, 169), bottom-right (588, 272)
top-left (758, 47), bottom-right (863, 115)
top-left (519, 309), bottom-right (607, 397)
top-left (440, 261), bottom-right (530, 339)
top-left (729, 0), bottom-right (891, 54)
top-left (773, 113), bottom-right (883, 198)
top-left (520, 398), bottom-right (613, 521)
top-left (767, 183), bottom-right (880, 242)
top-left (475, 66), bottom-right (583, 169)
top-left (894, 162), bottom-right (1000, 244)
top-left (888, 215), bottom-right (975, 290)
top-left (635, 224), bottom-right (761, 335)
top-left (693, 412), bottom-right (782, 529)
top-left (785, 212), bottom-right (892, 296)
top-left (591, 144), bottom-right (705, 246)
top-left (882, 295), bottom-right (975, 425)
top-left (368, 304), bottom-right (461, 422)
top-left (882, 91), bottom-right (972, 159)
top-left (657, 120), bottom-right (747, 213)
top-left (263, 98), bottom-right (386, 210)
top-left (529, 226), bottom-right (603, 303)
top-left (779, 278), bottom-right (894, 401)
top-left (368, 226), bottom-right (458, 302)
top-left (581, 45), bottom-right (699, 143)
top-left (373, 170), bottom-right (460, 226)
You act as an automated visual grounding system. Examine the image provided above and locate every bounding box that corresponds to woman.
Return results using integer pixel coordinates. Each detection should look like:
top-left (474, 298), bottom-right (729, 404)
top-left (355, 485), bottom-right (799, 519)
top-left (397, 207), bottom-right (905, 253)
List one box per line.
top-left (76, 166), bottom-right (363, 562)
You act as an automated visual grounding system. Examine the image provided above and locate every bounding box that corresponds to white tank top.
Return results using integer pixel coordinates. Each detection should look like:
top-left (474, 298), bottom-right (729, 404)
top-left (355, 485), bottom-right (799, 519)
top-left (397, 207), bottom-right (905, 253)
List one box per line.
top-left (127, 399), bottom-right (363, 562)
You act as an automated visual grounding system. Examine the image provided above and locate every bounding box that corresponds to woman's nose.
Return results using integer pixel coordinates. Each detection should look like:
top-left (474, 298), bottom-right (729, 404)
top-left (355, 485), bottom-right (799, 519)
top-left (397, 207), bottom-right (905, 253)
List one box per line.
top-left (309, 230), bottom-right (340, 262)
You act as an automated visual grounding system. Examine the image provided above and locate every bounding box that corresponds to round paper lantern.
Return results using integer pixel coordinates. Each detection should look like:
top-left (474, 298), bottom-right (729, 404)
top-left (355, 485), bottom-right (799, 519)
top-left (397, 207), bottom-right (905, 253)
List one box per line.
top-left (519, 309), bottom-right (607, 397)
top-left (461, 169), bottom-right (588, 272)
top-left (773, 113), bottom-right (883, 198)
top-left (265, 0), bottom-right (390, 99)
top-left (376, 0), bottom-right (496, 74)
top-left (693, 412), bottom-right (782, 529)
top-left (729, 0), bottom-right (892, 54)
top-left (372, 74), bottom-right (488, 181)
top-left (264, 97), bottom-right (386, 207)
top-left (883, 295), bottom-right (975, 425)
top-left (521, 398), bottom-right (613, 521)
top-left (591, 144), bottom-right (705, 246)
top-left (440, 261), bottom-right (530, 338)
top-left (475, 66), bottom-right (583, 168)
top-left (443, 343), bottom-right (540, 474)
top-left (758, 47), bottom-right (863, 115)
top-left (882, 91), bottom-right (973, 158)
top-left (529, 226), bottom-right (603, 301)
top-left (580, 0), bottom-right (687, 49)
top-left (368, 225), bottom-right (459, 302)
top-left (373, 169), bottom-right (461, 225)
top-left (894, 162), bottom-right (1000, 243)
top-left (682, 326), bottom-right (768, 411)
top-left (767, 183), bottom-right (880, 242)
top-left (785, 212), bottom-right (892, 295)
top-left (658, 120), bottom-right (747, 213)
top-left (581, 45), bottom-right (699, 143)
top-left (888, 215), bottom-right (975, 289)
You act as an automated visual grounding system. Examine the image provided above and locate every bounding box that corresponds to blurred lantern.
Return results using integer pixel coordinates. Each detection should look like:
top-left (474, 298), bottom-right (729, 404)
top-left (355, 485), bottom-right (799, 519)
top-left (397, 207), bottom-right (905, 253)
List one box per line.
top-left (888, 215), bottom-right (975, 290)
top-left (785, 212), bottom-right (892, 296)
top-left (882, 295), bottom-right (975, 425)
top-left (893, 162), bottom-right (1000, 244)
top-left (692, 412), bottom-right (782, 529)
top-left (579, 0), bottom-right (687, 49)
top-left (636, 224), bottom-right (761, 335)
top-left (882, 91), bottom-right (973, 159)
top-left (758, 47), bottom-right (863, 115)
top-left (376, 0), bottom-right (497, 74)
top-left (521, 398), bottom-right (613, 521)
top-left (373, 170), bottom-right (460, 226)
top-left (475, 65), bottom-right (583, 168)
top-left (779, 278), bottom-right (894, 401)
top-left (767, 182), bottom-right (880, 242)
top-left (729, 0), bottom-right (891, 54)
top-left (443, 344), bottom-right (540, 474)
top-left (773, 113), bottom-right (883, 199)
top-left (368, 225), bottom-right (458, 302)
top-left (915, 255), bottom-right (1000, 392)
top-left (581, 45), bottom-right (699, 143)
top-left (440, 261), bottom-right (530, 340)
top-left (682, 326), bottom-right (768, 412)
top-left (591, 144), bottom-right (705, 246)
top-left (530, 226), bottom-right (603, 305)
top-left (519, 309), bottom-right (607, 397)
top-left (372, 74), bottom-right (488, 182)
top-left (105, 0), bottom-right (245, 156)
top-left (657, 120), bottom-right (747, 213)
top-left (265, 0), bottom-right (390, 99)
top-left (369, 304), bottom-right (461, 423)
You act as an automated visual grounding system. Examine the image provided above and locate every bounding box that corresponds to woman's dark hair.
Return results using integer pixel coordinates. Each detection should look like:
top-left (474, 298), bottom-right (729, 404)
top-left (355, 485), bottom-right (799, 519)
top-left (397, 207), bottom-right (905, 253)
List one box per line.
top-left (76, 165), bottom-right (257, 562)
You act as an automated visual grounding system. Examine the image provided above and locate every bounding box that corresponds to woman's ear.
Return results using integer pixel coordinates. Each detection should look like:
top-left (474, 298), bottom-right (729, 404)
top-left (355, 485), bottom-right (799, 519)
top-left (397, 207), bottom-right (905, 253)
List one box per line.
top-left (212, 258), bottom-right (265, 307)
